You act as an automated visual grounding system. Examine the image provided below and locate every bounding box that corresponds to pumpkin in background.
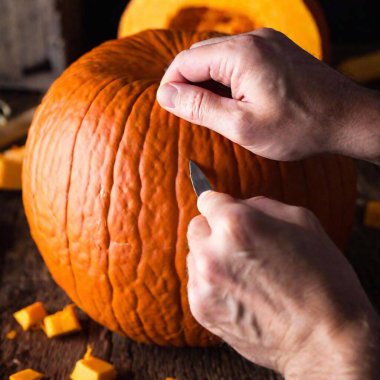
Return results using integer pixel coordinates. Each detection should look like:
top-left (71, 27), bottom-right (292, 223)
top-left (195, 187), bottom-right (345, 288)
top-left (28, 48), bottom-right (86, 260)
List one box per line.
top-left (118, 0), bottom-right (329, 60)
top-left (22, 29), bottom-right (356, 347)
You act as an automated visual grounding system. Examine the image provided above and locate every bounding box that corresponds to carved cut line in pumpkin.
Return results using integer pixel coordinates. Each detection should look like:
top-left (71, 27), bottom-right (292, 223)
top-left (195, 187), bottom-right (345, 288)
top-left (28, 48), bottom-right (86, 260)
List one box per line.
top-left (23, 30), bottom-right (355, 347)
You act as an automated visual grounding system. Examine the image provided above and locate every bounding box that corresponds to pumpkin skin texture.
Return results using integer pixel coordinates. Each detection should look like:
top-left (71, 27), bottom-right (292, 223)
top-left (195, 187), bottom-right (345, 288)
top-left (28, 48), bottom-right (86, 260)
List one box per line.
top-left (23, 29), bottom-right (356, 347)
top-left (118, 0), bottom-right (330, 60)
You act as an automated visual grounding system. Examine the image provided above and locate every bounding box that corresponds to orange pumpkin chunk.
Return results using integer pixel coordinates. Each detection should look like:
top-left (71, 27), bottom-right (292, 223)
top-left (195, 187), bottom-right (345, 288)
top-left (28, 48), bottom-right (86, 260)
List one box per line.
top-left (364, 201), bottom-right (380, 230)
top-left (6, 329), bottom-right (17, 339)
top-left (43, 304), bottom-right (81, 338)
top-left (9, 369), bottom-right (44, 380)
top-left (0, 145), bottom-right (24, 190)
top-left (70, 346), bottom-right (117, 380)
top-left (13, 302), bottom-right (47, 331)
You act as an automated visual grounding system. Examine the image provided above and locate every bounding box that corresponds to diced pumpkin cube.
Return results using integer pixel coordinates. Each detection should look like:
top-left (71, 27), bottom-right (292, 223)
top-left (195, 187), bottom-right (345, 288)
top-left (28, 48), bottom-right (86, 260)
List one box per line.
top-left (70, 346), bottom-right (116, 380)
top-left (364, 201), bottom-right (380, 230)
top-left (9, 368), bottom-right (44, 380)
top-left (13, 302), bottom-right (47, 331)
top-left (0, 145), bottom-right (24, 190)
top-left (43, 304), bottom-right (81, 338)
top-left (6, 329), bottom-right (17, 339)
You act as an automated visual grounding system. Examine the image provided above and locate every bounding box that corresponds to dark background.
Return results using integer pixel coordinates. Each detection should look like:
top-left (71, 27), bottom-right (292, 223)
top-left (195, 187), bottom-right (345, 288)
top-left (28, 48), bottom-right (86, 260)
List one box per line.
top-left (82, 0), bottom-right (380, 51)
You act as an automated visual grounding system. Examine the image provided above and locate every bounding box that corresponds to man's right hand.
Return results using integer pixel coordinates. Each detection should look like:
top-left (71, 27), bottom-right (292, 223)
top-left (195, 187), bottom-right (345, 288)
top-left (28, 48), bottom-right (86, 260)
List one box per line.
top-left (187, 191), bottom-right (380, 379)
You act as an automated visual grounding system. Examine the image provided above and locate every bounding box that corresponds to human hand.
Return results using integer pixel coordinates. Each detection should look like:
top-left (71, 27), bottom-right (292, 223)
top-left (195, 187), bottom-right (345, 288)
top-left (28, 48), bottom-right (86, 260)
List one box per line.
top-left (187, 191), bottom-right (380, 379)
top-left (157, 29), bottom-right (380, 163)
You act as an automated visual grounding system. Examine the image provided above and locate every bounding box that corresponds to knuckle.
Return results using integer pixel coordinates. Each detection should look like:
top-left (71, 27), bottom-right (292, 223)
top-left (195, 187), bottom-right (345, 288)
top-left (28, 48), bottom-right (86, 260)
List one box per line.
top-left (189, 297), bottom-right (209, 323)
top-left (236, 33), bottom-right (262, 47)
top-left (187, 215), bottom-right (205, 239)
top-left (188, 284), bottom-right (214, 323)
top-left (235, 33), bottom-right (269, 54)
top-left (168, 50), bottom-right (188, 71)
top-left (176, 49), bottom-right (190, 61)
top-left (184, 91), bottom-right (207, 122)
top-left (199, 254), bottom-right (222, 283)
top-left (217, 206), bottom-right (249, 236)
top-left (254, 28), bottom-right (279, 39)
top-left (228, 108), bottom-right (254, 145)
top-left (291, 206), bottom-right (318, 227)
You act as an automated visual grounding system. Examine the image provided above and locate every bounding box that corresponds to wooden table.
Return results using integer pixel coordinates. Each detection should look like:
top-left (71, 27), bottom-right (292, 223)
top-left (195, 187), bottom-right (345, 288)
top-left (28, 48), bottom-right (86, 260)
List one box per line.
top-left (1, 92), bottom-right (380, 380)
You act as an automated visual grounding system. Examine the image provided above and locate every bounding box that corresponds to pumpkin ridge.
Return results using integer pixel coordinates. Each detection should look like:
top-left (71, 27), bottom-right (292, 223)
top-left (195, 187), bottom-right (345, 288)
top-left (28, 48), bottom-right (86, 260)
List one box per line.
top-left (229, 140), bottom-right (242, 196)
top-left (174, 119), bottom-right (195, 345)
top-left (334, 157), bottom-right (344, 245)
top-left (338, 156), bottom-right (349, 246)
top-left (344, 156), bottom-right (357, 241)
top-left (140, 94), bottom-right (174, 344)
top-left (321, 156), bottom-right (333, 235)
top-left (278, 162), bottom-right (285, 202)
top-left (231, 143), bottom-right (245, 194)
top-left (132, 87), bottom-right (168, 344)
top-left (147, 98), bottom-right (186, 345)
top-left (130, 30), bottom-right (173, 69)
top-left (105, 81), bottom-right (157, 342)
top-left (26, 100), bottom-right (80, 305)
top-left (330, 155), bottom-right (345, 246)
top-left (78, 77), bottom-right (141, 331)
top-left (276, 161), bottom-right (285, 203)
top-left (301, 159), bottom-right (312, 214)
top-left (106, 81), bottom-right (158, 340)
top-left (173, 115), bottom-right (187, 344)
top-left (255, 156), bottom-right (265, 194)
top-left (153, 29), bottom-right (184, 62)
top-left (118, 83), bottom-right (161, 343)
top-left (99, 79), bottom-right (153, 334)
top-left (65, 76), bottom-right (128, 324)
top-left (31, 74), bottom-right (119, 306)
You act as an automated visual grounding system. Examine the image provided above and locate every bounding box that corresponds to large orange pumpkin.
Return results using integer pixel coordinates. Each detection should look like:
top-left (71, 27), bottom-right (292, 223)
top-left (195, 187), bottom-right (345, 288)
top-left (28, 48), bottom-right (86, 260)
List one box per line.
top-left (118, 0), bottom-right (329, 60)
top-left (23, 29), bottom-right (356, 347)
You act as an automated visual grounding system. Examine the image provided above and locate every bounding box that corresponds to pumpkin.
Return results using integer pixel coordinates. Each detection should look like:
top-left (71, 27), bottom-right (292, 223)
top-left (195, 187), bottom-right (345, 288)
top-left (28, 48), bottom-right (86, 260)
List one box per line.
top-left (23, 29), bottom-right (356, 347)
top-left (118, 0), bottom-right (329, 60)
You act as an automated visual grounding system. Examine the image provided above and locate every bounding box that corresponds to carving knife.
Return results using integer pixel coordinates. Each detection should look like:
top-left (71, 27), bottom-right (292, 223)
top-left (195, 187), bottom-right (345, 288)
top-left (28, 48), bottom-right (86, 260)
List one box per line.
top-left (189, 160), bottom-right (213, 197)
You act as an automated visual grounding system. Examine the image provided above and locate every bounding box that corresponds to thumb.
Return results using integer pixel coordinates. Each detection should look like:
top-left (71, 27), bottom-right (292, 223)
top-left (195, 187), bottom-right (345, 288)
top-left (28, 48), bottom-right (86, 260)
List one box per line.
top-left (157, 82), bottom-right (245, 137)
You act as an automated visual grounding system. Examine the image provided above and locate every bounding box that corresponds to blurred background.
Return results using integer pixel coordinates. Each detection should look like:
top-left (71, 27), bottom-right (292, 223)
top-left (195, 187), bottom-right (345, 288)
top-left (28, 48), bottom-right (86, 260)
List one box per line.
top-left (0, 0), bottom-right (380, 92)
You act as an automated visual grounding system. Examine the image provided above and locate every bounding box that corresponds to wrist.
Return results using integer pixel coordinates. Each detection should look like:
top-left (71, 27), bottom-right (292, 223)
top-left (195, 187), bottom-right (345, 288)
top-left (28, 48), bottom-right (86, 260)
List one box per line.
top-left (328, 86), bottom-right (380, 165)
top-left (282, 310), bottom-right (380, 380)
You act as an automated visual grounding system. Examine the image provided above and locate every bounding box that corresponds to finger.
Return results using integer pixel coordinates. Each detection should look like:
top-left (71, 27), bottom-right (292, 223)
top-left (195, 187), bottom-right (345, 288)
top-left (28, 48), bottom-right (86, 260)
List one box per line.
top-left (187, 252), bottom-right (213, 302)
top-left (197, 191), bottom-right (237, 226)
top-left (244, 196), bottom-right (292, 221)
top-left (190, 35), bottom-right (236, 49)
top-left (189, 30), bottom-right (267, 49)
top-left (157, 82), bottom-right (246, 135)
top-left (161, 29), bottom-right (275, 88)
top-left (245, 196), bottom-right (322, 232)
top-left (190, 29), bottom-right (276, 50)
top-left (187, 215), bottom-right (211, 243)
top-left (160, 41), bottom-right (241, 88)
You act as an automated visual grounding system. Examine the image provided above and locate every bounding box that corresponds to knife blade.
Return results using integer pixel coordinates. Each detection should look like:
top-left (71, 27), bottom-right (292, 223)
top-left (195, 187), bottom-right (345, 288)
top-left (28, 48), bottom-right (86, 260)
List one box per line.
top-left (189, 160), bottom-right (213, 197)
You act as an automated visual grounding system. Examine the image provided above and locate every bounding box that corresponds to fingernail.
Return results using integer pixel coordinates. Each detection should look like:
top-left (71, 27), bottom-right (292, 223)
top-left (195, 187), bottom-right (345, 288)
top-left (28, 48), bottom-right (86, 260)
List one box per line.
top-left (157, 83), bottom-right (178, 108)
